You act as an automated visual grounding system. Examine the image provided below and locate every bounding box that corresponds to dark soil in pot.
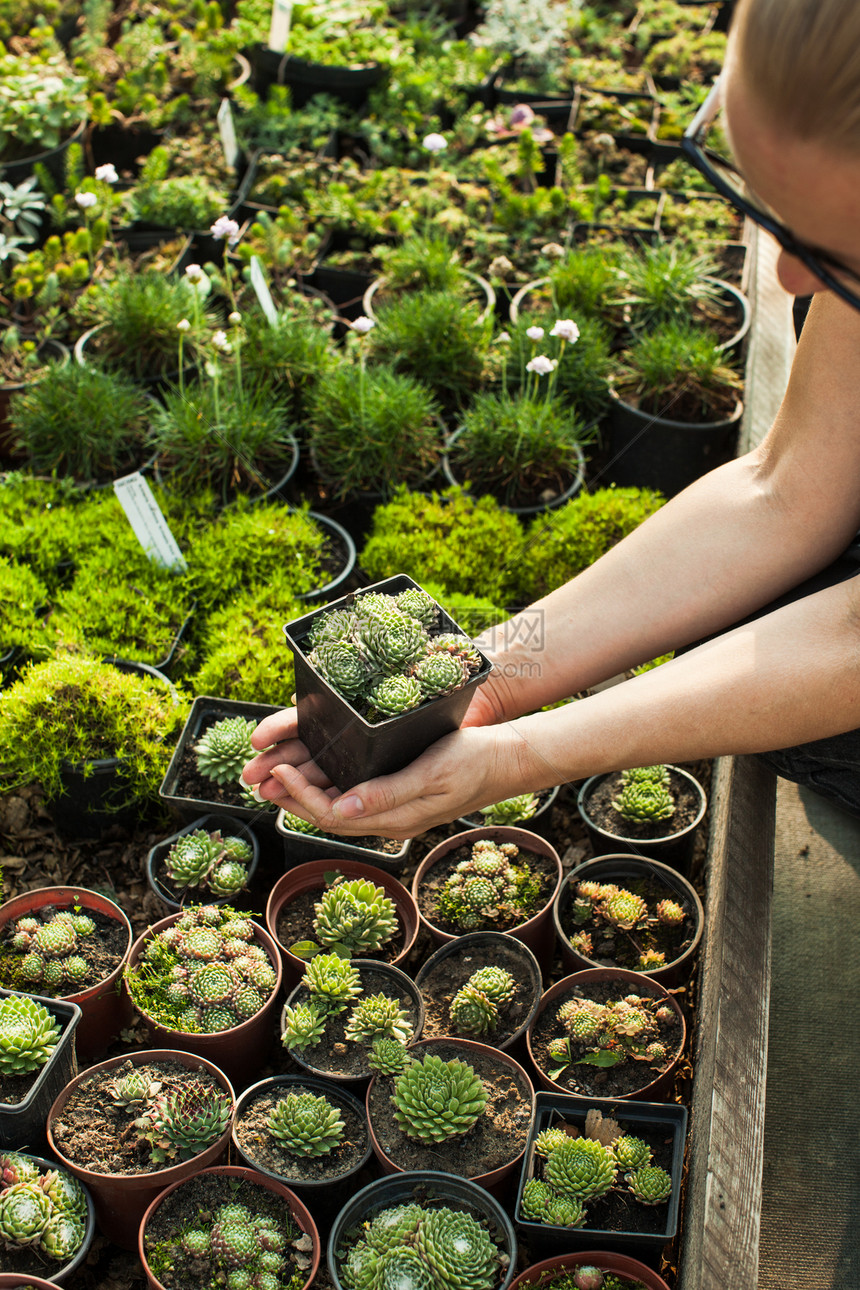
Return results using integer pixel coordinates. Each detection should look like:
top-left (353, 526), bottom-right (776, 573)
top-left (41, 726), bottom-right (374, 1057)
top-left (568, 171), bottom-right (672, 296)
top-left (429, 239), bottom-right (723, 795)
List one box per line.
top-left (141, 1171), bottom-right (312, 1290)
top-left (530, 979), bottom-right (683, 1099)
top-left (48, 1057), bottom-right (229, 1173)
top-left (0, 906), bottom-right (128, 998)
top-left (584, 768), bottom-right (701, 842)
top-left (416, 843), bottom-right (559, 936)
top-left (367, 1040), bottom-right (532, 1177)
top-left (417, 938), bottom-right (539, 1047)
top-left (170, 724), bottom-right (273, 813)
top-left (276, 890), bottom-right (408, 966)
top-left (558, 873), bottom-right (698, 973)
top-left (234, 1081), bottom-right (369, 1182)
top-left (285, 965), bottom-right (422, 1080)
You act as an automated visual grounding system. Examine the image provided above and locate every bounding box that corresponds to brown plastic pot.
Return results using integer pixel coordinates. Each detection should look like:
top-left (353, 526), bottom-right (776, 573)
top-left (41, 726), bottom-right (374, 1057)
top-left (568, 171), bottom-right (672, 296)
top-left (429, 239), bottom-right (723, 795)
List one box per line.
top-left (46, 1048), bottom-right (235, 1251)
top-left (138, 1164), bottom-right (320, 1290)
top-left (525, 968), bottom-right (686, 1101)
top-left (577, 767), bottom-right (708, 875)
top-left (365, 1035), bottom-right (534, 1194)
top-left (266, 859), bottom-right (420, 992)
top-left (411, 827), bottom-right (563, 976)
top-left (0, 1276), bottom-right (66, 1288)
top-left (508, 1250), bottom-right (673, 1289)
top-left (125, 914), bottom-right (283, 1088)
top-left (0, 885), bottom-right (133, 1063)
top-left (553, 854), bottom-right (704, 987)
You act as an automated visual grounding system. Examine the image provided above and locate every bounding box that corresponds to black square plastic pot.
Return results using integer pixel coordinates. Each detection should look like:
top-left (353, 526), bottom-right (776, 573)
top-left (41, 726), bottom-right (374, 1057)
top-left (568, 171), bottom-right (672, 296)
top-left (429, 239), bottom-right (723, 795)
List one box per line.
top-left (0, 989), bottom-right (82, 1151)
top-left (514, 1090), bottom-right (688, 1264)
top-left (275, 809), bottom-right (412, 874)
top-left (283, 575), bottom-right (493, 789)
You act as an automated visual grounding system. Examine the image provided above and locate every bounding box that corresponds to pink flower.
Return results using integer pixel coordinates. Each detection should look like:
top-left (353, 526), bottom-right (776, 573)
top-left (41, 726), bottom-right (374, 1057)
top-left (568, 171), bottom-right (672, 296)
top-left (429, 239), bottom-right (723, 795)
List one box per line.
top-left (526, 355), bottom-right (557, 376)
top-left (210, 215), bottom-right (240, 245)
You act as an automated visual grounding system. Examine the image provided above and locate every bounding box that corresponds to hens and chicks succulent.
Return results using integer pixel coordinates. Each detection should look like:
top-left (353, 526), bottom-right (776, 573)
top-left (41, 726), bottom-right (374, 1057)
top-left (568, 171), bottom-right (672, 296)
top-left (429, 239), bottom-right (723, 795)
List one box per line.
top-left (0, 993), bottom-right (61, 1076)
top-left (280, 952), bottom-right (414, 1062)
top-left (304, 586), bottom-right (483, 722)
top-left (162, 827), bottom-right (253, 900)
top-left (520, 1121), bottom-right (673, 1229)
top-left (567, 878), bottom-right (688, 972)
top-left (547, 990), bottom-right (677, 1079)
top-left (0, 1151), bottom-right (88, 1265)
top-left (433, 838), bottom-right (544, 933)
top-left (108, 1062), bottom-right (232, 1165)
top-left (2, 908), bottom-right (98, 996)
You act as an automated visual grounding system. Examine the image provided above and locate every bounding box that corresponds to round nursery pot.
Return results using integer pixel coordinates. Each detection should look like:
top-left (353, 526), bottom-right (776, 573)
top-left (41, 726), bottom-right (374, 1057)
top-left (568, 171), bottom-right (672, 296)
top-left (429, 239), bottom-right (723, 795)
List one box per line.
top-left (145, 813), bottom-right (261, 914)
top-left (365, 1035), bottom-right (534, 1194)
top-left (441, 428), bottom-right (586, 517)
top-left (125, 915), bottom-right (283, 1088)
top-left (362, 270), bottom-right (496, 324)
top-left (553, 855), bottom-right (704, 987)
top-left (0, 1151), bottom-right (95, 1286)
top-left (266, 860), bottom-right (420, 992)
top-left (412, 827), bottom-right (563, 976)
top-left (231, 1073), bottom-right (372, 1210)
top-left (327, 1170), bottom-right (518, 1290)
top-left (508, 1250), bottom-right (673, 1290)
top-left (138, 1163), bottom-right (320, 1290)
top-left (525, 968), bottom-right (686, 1102)
top-left (46, 1048), bottom-right (235, 1251)
top-left (0, 885), bottom-right (133, 1063)
top-left (577, 767), bottom-right (707, 875)
top-left (414, 931), bottom-right (543, 1053)
top-left (603, 390), bottom-right (744, 499)
top-left (297, 510), bottom-right (357, 603)
top-left (0, 338), bottom-right (70, 460)
top-left (282, 960), bottom-right (425, 1085)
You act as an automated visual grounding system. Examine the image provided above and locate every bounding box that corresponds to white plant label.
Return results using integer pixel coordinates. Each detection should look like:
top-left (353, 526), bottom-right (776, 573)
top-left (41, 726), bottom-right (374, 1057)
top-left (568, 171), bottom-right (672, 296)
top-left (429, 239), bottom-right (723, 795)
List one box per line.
top-left (217, 98), bottom-right (239, 169)
top-left (268, 0), bottom-right (293, 52)
top-left (113, 473), bottom-right (187, 572)
top-left (250, 256), bottom-right (279, 326)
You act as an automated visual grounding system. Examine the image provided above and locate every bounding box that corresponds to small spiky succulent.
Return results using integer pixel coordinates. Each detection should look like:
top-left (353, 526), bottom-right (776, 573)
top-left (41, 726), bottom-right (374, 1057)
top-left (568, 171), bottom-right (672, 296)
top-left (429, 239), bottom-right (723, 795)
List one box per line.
top-left (520, 1177), bottom-right (553, 1220)
top-left (0, 1181), bottom-right (53, 1247)
top-left (410, 650), bottom-right (468, 700)
top-left (193, 716), bottom-right (256, 785)
top-left (160, 1199), bottom-right (300, 1287)
top-left (269, 1091), bottom-right (344, 1157)
top-left (534, 1127), bottom-right (571, 1157)
top-left (368, 673), bottom-right (423, 716)
top-left (626, 1164), bottom-right (673, 1205)
top-left (344, 992), bottom-right (414, 1044)
top-left (0, 1157), bottom-right (87, 1263)
top-left (0, 994), bottom-right (62, 1075)
top-left (434, 838), bottom-right (542, 932)
top-left (613, 765), bottom-right (675, 823)
top-left (280, 810), bottom-right (323, 837)
top-left (599, 888), bottom-right (648, 930)
top-left (0, 1153), bottom-right (41, 1187)
top-left (340, 1201), bottom-right (506, 1290)
top-left (368, 1035), bottom-right (410, 1075)
top-left (638, 948), bottom-right (667, 970)
top-left (110, 1068), bottom-right (163, 1107)
top-left (612, 1135), bottom-right (652, 1170)
top-left (164, 829), bottom-right (252, 897)
top-left (355, 609), bottom-right (428, 673)
top-left (313, 877), bottom-right (398, 955)
top-left (135, 1079), bottom-right (232, 1163)
top-left (309, 640), bottom-right (368, 701)
top-left (280, 1001), bottom-right (327, 1052)
top-left (307, 607), bottom-right (357, 648)
top-left (479, 793), bottom-right (540, 826)
top-left (395, 587), bottom-right (438, 628)
top-left (544, 1192), bottom-right (587, 1227)
top-left (467, 966), bottom-right (516, 1006)
top-left (302, 953), bottom-right (363, 1013)
top-left (431, 633), bottom-right (482, 673)
top-left (655, 898), bottom-right (685, 925)
top-left (391, 1054), bottom-right (487, 1143)
top-left (449, 984), bottom-right (498, 1037)
top-left (545, 1137), bottom-right (617, 1201)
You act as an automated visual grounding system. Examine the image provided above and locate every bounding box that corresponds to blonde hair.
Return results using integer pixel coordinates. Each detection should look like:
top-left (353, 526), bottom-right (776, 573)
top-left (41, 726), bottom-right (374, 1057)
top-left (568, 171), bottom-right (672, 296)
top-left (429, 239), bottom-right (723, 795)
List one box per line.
top-left (732, 0), bottom-right (860, 151)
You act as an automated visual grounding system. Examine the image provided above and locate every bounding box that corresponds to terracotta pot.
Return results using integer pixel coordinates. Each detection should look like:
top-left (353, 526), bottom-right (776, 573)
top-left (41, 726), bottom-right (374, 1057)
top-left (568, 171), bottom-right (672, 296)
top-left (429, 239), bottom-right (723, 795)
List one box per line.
top-left (265, 860), bottom-right (420, 992)
top-left (125, 914), bottom-right (283, 1088)
top-left (365, 1035), bottom-right (534, 1194)
top-left (577, 767), bottom-right (707, 875)
top-left (411, 827), bottom-right (563, 976)
top-left (0, 1276), bottom-right (66, 1288)
top-left (553, 854), bottom-right (704, 987)
top-left (414, 930), bottom-right (543, 1053)
top-left (281, 960), bottom-right (424, 1084)
top-left (508, 1250), bottom-right (673, 1290)
top-left (525, 968), bottom-right (686, 1101)
top-left (327, 1170), bottom-right (518, 1290)
top-left (0, 885), bottom-right (133, 1063)
top-left (46, 1048), bottom-right (235, 1251)
top-left (138, 1164), bottom-right (320, 1290)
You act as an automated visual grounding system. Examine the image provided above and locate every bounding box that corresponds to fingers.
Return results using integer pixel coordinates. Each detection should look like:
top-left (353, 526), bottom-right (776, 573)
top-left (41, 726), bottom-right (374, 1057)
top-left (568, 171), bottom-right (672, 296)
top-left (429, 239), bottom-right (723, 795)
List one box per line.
top-left (250, 708), bottom-right (299, 750)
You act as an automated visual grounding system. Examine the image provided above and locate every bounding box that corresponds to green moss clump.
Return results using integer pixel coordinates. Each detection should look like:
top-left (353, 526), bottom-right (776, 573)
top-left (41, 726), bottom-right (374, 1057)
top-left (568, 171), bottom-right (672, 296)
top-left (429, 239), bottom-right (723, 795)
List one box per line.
top-left (189, 574), bottom-right (305, 703)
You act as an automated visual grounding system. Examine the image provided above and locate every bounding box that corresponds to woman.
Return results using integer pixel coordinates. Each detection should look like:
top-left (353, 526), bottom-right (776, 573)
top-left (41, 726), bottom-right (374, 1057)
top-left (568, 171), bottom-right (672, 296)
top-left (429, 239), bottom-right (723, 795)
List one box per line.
top-left (243, 0), bottom-right (860, 836)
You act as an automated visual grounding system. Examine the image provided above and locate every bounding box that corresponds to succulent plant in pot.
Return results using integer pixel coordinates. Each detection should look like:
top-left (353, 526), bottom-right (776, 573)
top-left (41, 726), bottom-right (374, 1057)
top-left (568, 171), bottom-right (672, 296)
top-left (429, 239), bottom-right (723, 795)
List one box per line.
top-left (146, 817), bottom-right (259, 912)
top-left (0, 1148), bottom-right (94, 1282)
top-left (0, 48), bottom-right (87, 172)
top-left (577, 763), bottom-right (708, 873)
top-left (0, 988), bottom-right (81, 1151)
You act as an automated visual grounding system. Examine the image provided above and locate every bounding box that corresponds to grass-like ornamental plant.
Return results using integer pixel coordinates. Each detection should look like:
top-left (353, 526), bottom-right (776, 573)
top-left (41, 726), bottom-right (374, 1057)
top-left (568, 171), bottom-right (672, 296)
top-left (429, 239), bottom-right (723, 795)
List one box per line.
top-left (163, 829), bottom-right (252, 899)
top-left (433, 838), bottom-right (543, 932)
top-left (0, 654), bottom-right (184, 815)
top-left (340, 1198), bottom-right (506, 1290)
top-left (125, 905), bottom-right (277, 1035)
top-left (367, 288), bottom-right (490, 410)
top-left (0, 1153), bottom-right (88, 1265)
top-left (390, 1053), bottom-right (488, 1143)
top-left (613, 318), bottom-right (743, 424)
top-left (268, 1091), bottom-right (345, 1158)
top-left (0, 994), bottom-right (62, 1075)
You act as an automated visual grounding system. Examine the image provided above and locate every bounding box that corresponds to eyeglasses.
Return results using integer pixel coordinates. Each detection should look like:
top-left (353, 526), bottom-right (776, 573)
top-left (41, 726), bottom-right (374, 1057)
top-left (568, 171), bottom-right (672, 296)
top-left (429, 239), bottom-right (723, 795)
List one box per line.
top-left (681, 74), bottom-right (860, 314)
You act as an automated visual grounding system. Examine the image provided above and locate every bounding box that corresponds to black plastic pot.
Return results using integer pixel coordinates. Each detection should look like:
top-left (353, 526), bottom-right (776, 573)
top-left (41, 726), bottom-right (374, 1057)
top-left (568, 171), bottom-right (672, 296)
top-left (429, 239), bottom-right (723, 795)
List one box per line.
top-left (414, 930), bottom-right (543, 1054)
top-left (145, 812), bottom-right (261, 913)
top-left (327, 1170), bottom-right (518, 1290)
top-left (0, 989), bottom-right (82, 1151)
top-left (246, 45), bottom-right (387, 108)
top-left (457, 784), bottom-right (560, 838)
top-left (577, 766), bottom-right (707, 874)
top-left (231, 1073), bottom-right (373, 1221)
top-left (0, 119), bottom-right (87, 186)
top-left (0, 1150), bottom-right (96, 1285)
top-left (442, 428), bottom-right (586, 517)
top-left (603, 389), bottom-right (744, 499)
top-left (514, 1090), bottom-right (687, 1264)
top-left (275, 808), bottom-right (412, 874)
top-left (283, 575), bottom-right (493, 788)
top-left (553, 854), bottom-right (704, 986)
top-left (296, 510), bottom-right (357, 603)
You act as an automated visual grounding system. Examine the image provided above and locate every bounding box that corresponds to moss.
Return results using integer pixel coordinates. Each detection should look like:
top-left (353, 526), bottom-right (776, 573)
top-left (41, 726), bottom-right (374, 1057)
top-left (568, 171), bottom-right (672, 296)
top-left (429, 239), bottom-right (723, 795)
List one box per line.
top-left (189, 574), bottom-right (305, 703)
